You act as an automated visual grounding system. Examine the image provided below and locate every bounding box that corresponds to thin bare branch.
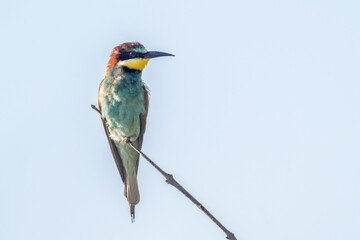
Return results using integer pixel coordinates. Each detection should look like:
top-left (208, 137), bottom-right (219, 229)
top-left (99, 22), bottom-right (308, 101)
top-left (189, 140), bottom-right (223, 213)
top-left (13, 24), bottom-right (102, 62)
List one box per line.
top-left (91, 105), bottom-right (237, 240)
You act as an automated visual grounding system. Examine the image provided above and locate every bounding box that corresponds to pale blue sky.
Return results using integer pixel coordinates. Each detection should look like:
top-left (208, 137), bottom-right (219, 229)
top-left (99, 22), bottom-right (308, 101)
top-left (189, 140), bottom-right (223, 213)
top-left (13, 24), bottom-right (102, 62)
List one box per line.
top-left (1, 1), bottom-right (359, 240)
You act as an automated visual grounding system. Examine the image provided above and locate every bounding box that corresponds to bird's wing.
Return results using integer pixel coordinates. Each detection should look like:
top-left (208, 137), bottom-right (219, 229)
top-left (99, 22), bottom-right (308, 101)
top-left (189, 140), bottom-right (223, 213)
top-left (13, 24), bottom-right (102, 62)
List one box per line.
top-left (135, 86), bottom-right (149, 172)
top-left (138, 86), bottom-right (149, 149)
top-left (99, 116), bottom-right (126, 183)
top-left (98, 80), bottom-right (126, 183)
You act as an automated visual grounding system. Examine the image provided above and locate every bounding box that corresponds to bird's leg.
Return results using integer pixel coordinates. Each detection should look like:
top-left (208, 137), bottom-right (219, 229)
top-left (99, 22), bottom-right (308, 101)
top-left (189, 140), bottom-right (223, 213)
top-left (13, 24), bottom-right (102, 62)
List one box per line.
top-left (121, 136), bottom-right (132, 143)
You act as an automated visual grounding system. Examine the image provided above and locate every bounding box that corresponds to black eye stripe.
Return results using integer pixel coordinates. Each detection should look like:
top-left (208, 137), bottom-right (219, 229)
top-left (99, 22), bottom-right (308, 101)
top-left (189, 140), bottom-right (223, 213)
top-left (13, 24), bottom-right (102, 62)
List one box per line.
top-left (118, 51), bottom-right (144, 61)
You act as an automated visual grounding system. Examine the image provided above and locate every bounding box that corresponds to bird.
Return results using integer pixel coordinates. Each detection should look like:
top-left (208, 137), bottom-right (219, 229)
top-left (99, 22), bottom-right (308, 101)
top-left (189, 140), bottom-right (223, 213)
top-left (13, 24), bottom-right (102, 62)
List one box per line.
top-left (97, 42), bottom-right (173, 221)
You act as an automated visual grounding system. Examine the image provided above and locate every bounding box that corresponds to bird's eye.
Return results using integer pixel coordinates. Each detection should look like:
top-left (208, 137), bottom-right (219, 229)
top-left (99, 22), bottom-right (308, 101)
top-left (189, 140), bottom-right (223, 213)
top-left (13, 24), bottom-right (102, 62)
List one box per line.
top-left (118, 51), bottom-right (141, 61)
top-left (129, 52), bottom-right (136, 58)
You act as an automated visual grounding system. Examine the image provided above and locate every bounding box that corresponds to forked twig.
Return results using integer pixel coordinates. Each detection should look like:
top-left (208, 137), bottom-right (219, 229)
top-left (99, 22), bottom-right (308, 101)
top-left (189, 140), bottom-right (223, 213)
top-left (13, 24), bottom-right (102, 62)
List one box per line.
top-left (91, 104), bottom-right (237, 240)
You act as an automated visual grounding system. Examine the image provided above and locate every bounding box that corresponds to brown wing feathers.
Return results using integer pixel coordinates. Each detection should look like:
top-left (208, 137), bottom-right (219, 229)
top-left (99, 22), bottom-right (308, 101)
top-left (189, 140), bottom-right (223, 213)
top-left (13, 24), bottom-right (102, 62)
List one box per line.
top-left (100, 117), bottom-right (126, 183)
top-left (138, 87), bottom-right (149, 149)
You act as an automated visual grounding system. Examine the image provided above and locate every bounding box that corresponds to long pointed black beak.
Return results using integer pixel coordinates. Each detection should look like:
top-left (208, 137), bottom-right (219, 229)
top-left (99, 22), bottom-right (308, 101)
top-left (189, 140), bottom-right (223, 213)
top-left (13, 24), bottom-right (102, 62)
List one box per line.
top-left (143, 51), bottom-right (174, 59)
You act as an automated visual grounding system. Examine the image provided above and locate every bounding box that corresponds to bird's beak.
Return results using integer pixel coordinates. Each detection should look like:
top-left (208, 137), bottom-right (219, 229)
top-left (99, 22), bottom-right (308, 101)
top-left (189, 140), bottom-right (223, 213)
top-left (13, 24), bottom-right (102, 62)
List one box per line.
top-left (143, 51), bottom-right (174, 59)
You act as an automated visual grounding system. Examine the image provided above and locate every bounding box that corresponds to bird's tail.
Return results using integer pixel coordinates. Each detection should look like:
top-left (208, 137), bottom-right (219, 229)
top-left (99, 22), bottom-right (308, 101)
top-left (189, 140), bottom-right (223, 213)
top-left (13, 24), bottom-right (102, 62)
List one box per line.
top-left (125, 170), bottom-right (140, 222)
top-left (130, 204), bottom-right (135, 223)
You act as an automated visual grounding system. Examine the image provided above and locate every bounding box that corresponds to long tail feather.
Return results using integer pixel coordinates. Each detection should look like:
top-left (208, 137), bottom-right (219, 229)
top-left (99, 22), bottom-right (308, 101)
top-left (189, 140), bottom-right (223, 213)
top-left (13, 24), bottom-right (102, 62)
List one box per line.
top-left (130, 204), bottom-right (135, 222)
top-left (125, 171), bottom-right (140, 221)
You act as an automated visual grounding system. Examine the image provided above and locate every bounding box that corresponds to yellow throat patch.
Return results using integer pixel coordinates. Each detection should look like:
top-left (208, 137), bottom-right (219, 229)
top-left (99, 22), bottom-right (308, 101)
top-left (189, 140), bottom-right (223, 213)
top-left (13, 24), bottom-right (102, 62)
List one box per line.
top-left (121, 58), bottom-right (150, 71)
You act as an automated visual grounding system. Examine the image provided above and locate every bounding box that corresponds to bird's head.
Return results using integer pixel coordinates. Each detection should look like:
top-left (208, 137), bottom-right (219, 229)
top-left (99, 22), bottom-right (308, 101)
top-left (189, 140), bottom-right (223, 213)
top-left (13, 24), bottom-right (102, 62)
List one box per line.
top-left (106, 42), bottom-right (174, 74)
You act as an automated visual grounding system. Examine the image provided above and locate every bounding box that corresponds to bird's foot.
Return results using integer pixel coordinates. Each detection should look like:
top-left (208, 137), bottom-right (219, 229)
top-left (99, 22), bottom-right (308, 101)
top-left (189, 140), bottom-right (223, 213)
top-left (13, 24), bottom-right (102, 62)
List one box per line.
top-left (121, 136), bottom-right (132, 143)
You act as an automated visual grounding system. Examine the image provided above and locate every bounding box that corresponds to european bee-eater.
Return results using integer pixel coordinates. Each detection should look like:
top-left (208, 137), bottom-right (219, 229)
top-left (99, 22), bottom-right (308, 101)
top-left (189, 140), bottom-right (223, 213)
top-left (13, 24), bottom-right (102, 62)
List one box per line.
top-left (97, 42), bottom-right (173, 221)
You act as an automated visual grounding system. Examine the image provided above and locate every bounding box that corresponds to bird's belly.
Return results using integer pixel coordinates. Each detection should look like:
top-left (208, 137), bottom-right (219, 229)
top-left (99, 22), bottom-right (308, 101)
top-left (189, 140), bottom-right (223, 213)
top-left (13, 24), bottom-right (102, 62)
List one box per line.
top-left (99, 75), bottom-right (145, 143)
top-left (100, 90), bottom-right (145, 143)
top-left (106, 103), bottom-right (141, 142)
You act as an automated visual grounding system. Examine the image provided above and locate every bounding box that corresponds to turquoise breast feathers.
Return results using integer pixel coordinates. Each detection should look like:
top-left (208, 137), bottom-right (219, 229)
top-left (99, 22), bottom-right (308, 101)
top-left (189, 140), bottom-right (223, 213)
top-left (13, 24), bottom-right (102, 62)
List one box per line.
top-left (99, 68), bottom-right (145, 143)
